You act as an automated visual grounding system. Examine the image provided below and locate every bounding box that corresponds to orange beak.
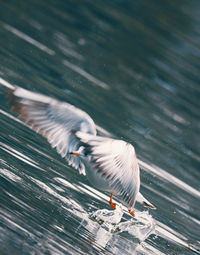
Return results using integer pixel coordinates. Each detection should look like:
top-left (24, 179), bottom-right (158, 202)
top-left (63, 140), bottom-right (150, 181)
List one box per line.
top-left (71, 151), bottom-right (80, 156)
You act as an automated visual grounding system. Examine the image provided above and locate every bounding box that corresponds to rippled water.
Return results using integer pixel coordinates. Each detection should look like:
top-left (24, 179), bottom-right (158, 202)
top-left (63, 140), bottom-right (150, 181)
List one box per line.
top-left (0, 0), bottom-right (200, 254)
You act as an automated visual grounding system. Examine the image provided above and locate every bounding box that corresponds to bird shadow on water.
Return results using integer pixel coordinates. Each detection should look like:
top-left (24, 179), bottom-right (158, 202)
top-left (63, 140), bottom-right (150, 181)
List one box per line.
top-left (75, 204), bottom-right (156, 252)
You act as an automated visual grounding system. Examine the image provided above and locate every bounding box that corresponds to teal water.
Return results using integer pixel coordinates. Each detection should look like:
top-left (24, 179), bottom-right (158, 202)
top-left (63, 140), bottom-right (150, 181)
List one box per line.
top-left (0, 0), bottom-right (200, 254)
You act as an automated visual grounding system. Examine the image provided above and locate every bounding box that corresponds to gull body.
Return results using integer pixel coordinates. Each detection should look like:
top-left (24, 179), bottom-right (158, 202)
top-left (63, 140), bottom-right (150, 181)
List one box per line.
top-left (8, 87), bottom-right (155, 215)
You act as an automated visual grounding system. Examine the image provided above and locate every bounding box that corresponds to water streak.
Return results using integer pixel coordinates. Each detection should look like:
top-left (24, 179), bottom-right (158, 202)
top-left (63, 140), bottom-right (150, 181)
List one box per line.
top-left (63, 59), bottom-right (109, 89)
top-left (3, 24), bottom-right (55, 55)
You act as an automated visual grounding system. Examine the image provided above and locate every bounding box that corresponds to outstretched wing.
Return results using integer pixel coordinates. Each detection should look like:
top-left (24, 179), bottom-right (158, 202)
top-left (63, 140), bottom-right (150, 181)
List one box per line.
top-left (75, 132), bottom-right (140, 207)
top-left (9, 87), bottom-right (96, 175)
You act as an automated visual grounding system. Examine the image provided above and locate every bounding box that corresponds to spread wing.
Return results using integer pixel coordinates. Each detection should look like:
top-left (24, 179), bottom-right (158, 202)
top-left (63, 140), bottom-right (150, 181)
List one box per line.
top-left (75, 132), bottom-right (140, 207)
top-left (9, 87), bottom-right (96, 175)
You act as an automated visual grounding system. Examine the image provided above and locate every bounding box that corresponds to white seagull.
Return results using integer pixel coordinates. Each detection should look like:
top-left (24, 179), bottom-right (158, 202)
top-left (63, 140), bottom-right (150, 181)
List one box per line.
top-left (8, 87), bottom-right (156, 216)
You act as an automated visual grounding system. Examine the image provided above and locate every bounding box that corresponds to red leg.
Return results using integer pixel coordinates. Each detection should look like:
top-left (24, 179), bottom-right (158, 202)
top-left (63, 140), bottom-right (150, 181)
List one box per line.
top-left (128, 209), bottom-right (135, 217)
top-left (109, 194), bottom-right (117, 209)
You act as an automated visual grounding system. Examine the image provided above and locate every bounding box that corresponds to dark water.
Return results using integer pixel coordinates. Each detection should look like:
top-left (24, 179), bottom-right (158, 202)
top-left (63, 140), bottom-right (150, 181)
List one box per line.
top-left (0, 0), bottom-right (200, 254)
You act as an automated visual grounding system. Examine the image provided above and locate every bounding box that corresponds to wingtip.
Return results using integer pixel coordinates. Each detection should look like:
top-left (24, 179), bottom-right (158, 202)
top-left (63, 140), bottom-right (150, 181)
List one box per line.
top-left (7, 87), bottom-right (18, 109)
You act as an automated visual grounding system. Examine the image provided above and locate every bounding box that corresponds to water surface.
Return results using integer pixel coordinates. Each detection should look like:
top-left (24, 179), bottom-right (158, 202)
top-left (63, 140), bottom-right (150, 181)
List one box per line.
top-left (0, 0), bottom-right (200, 254)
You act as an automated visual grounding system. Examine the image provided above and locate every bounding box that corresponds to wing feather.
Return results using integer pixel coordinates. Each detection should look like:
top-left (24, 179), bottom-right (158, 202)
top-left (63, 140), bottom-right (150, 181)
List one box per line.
top-left (75, 132), bottom-right (140, 207)
top-left (9, 87), bottom-right (96, 175)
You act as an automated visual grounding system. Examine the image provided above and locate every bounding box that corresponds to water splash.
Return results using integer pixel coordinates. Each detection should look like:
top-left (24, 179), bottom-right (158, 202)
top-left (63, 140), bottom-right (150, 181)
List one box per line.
top-left (89, 205), bottom-right (155, 243)
top-left (117, 211), bottom-right (155, 242)
top-left (89, 204), bottom-right (124, 232)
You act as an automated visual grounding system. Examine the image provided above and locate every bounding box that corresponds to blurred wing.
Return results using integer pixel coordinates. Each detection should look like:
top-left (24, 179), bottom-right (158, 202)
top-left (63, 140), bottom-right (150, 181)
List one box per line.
top-left (76, 132), bottom-right (140, 207)
top-left (9, 87), bottom-right (96, 175)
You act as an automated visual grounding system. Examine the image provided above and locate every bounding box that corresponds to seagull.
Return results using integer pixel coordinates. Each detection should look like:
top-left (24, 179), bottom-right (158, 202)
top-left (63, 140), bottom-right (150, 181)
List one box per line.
top-left (8, 87), bottom-right (156, 216)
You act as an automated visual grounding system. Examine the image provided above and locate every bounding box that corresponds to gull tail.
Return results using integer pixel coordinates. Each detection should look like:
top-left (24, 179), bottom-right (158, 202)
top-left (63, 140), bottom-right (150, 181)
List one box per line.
top-left (136, 192), bottom-right (156, 210)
